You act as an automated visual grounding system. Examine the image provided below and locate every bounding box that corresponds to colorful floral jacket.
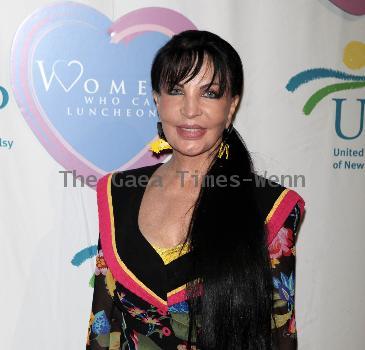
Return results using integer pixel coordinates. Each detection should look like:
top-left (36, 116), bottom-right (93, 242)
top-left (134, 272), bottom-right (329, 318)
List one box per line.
top-left (86, 163), bottom-right (305, 349)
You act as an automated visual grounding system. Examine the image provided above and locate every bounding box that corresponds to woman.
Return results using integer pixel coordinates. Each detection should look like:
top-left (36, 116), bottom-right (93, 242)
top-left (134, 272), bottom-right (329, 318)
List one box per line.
top-left (87, 30), bottom-right (305, 350)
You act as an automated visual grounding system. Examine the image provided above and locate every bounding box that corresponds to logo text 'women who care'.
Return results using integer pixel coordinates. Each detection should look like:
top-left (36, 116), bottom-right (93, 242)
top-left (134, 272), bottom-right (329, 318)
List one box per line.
top-left (36, 59), bottom-right (156, 118)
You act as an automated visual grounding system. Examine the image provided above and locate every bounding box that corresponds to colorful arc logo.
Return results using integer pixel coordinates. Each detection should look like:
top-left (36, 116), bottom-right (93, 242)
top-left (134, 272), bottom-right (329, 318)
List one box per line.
top-left (286, 41), bottom-right (365, 116)
top-left (287, 40), bottom-right (365, 142)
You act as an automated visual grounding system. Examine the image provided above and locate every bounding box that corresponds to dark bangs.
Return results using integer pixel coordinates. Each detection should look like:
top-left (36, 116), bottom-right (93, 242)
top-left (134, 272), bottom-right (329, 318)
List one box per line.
top-left (152, 49), bottom-right (228, 98)
top-left (151, 30), bottom-right (243, 98)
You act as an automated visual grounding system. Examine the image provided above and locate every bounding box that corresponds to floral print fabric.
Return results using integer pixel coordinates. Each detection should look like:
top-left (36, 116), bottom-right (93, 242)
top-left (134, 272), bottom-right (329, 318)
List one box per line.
top-left (86, 203), bottom-right (302, 349)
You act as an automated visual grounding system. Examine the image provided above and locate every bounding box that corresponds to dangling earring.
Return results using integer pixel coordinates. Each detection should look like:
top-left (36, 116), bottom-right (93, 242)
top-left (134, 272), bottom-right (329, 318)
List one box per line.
top-left (149, 121), bottom-right (173, 154)
top-left (218, 124), bottom-right (233, 159)
top-left (218, 142), bottom-right (229, 159)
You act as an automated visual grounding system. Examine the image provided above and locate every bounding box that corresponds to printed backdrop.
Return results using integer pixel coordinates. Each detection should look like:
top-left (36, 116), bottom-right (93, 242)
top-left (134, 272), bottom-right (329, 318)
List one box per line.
top-left (1, 0), bottom-right (364, 349)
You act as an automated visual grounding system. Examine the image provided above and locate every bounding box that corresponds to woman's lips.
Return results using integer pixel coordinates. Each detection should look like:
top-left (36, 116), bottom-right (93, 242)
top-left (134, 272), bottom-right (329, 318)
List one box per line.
top-left (176, 126), bottom-right (207, 139)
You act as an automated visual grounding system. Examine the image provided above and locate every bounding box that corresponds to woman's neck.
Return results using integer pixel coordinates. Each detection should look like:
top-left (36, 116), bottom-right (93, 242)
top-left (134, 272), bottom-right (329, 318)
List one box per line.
top-left (159, 153), bottom-right (211, 192)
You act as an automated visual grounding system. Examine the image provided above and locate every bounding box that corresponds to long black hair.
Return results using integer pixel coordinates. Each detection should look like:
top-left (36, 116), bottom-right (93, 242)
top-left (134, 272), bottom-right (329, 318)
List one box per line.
top-left (151, 30), bottom-right (276, 349)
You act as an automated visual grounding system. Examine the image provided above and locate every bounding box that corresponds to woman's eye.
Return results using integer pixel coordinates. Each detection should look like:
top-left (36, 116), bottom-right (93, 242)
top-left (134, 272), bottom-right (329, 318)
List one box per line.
top-left (168, 88), bottom-right (183, 95)
top-left (203, 90), bottom-right (218, 99)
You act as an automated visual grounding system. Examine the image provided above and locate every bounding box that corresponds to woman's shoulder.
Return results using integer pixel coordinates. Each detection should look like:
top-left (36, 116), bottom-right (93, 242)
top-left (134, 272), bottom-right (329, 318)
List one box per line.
top-left (252, 173), bottom-right (306, 242)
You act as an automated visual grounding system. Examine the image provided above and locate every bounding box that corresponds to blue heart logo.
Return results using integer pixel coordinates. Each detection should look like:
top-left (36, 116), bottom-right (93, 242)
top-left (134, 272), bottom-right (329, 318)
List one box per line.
top-left (11, 2), bottom-right (197, 181)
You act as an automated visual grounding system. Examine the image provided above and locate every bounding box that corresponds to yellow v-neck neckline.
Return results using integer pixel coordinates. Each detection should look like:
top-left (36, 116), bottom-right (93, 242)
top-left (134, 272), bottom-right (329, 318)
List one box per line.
top-left (151, 241), bottom-right (190, 265)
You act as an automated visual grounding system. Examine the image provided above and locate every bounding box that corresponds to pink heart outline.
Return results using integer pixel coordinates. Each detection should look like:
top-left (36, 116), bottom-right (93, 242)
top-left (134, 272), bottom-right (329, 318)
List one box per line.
top-left (10, 2), bottom-right (197, 187)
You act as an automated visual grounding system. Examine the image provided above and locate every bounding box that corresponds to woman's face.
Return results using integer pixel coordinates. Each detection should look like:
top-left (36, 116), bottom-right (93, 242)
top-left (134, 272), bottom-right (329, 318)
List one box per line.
top-left (153, 59), bottom-right (240, 157)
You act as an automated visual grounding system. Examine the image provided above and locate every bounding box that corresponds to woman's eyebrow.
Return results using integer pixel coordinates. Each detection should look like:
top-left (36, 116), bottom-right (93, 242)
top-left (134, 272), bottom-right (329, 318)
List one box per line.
top-left (174, 82), bottom-right (220, 89)
top-left (200, 83), bottom-right (220, 89)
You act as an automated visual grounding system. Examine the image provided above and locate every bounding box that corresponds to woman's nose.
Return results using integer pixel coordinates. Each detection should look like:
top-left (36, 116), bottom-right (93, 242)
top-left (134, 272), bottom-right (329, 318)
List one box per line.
top-left (181, 95), bottom-right (202, 118)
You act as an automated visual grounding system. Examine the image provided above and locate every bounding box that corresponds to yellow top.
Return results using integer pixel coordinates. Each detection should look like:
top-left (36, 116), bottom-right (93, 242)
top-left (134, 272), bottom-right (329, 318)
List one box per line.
top-left (151, 241), bottom-right (190, 265)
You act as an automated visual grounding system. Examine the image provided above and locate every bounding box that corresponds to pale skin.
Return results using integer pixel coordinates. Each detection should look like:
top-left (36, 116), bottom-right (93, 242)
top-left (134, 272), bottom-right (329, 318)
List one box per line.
top-left (138, 59), bottom-right (240, 249)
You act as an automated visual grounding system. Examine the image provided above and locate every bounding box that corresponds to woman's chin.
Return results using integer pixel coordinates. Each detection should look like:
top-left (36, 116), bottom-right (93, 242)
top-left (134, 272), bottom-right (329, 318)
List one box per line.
top-left (173, 145), bottom-right (208, 157)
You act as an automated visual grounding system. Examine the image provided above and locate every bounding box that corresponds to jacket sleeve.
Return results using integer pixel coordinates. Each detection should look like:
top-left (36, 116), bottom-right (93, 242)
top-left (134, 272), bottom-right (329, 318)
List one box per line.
top-left (86, 236), bottom-right (126, 350)
top-left (269, 202), bottom-right (303, 350)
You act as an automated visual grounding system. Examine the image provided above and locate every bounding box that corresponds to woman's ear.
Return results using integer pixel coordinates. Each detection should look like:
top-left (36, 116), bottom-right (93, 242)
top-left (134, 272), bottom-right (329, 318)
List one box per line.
top-left (231, 95), bottom-right (240, 114)
top-left (152, 91), bottom-right (160, 107)
top-left (227, 95), bottom-right (240, 125)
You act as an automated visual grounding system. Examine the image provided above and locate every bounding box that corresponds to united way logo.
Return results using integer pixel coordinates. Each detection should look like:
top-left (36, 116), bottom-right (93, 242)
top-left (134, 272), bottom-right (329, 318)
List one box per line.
top-left (286, 40), bottom-right (365, 141)
top-left (11, 1), bottom-right (196, 181)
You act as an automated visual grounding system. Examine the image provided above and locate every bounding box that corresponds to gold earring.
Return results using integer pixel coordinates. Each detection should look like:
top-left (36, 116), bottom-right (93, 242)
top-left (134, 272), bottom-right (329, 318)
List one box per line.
top-left (218, 141), bottom-right (229, 159)
top-left (149, 121), bottom-right (173, 154)
top-left (217, 124), bottom-right (233, 159)
top-left (149, 137), bottom-right (172, 154)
